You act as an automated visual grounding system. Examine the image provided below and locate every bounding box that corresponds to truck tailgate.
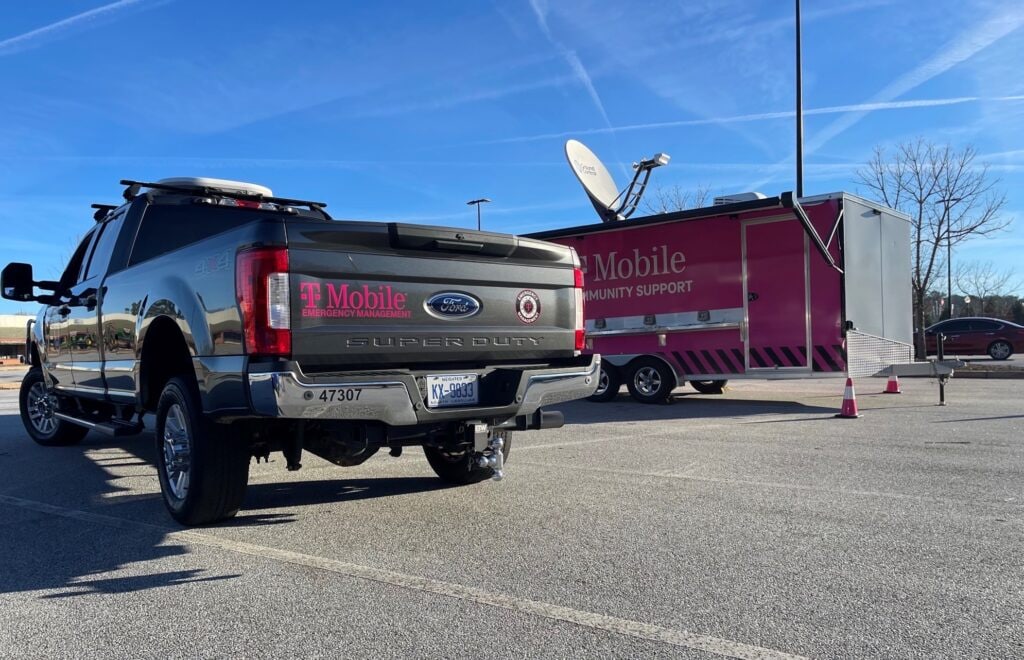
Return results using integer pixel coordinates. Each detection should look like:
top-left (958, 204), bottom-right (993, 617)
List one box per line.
top-left (286, 221), bottom-right (579, 369)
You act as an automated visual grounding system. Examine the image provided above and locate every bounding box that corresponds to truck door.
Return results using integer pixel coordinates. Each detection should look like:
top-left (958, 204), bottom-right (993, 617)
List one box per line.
top-left (45, 305), bottom-right (73, 390)
top-left (67, 211), bottom-right (126, 393)
top-left (743, 219), bottom-right (809, 370)
top-left (45, 229), bottom-right (98, 391)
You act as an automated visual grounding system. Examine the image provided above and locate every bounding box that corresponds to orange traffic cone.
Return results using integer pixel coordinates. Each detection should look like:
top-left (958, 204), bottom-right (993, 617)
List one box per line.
top-left (883, 374), bottom-right (901, 394)
top-left (835, 377), bottom-right (860, 418)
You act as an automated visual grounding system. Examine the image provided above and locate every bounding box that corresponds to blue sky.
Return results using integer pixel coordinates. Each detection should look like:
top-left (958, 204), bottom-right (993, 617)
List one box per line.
top-left (1, 0), bottom-right (1022, 313)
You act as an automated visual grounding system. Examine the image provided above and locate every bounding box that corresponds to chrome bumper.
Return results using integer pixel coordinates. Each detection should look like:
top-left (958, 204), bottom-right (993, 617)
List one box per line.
top-left (248, 356), bottom-right (600, 426)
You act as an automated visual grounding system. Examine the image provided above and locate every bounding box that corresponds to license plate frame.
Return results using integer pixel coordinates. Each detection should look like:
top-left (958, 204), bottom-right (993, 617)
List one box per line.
top-left (426, 373), bottom-right (479, 408)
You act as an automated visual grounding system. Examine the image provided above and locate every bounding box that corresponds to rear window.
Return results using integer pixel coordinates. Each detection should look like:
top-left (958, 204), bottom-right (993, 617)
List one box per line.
top-left (970, 320), bottom-right (1001, 331)
top-left (129, 204), bottom-right (272, 266)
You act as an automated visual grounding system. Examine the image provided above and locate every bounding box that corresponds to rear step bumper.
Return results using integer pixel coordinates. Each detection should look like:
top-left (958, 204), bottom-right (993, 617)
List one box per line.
top-left (247, 355), bottom-right (600, 426)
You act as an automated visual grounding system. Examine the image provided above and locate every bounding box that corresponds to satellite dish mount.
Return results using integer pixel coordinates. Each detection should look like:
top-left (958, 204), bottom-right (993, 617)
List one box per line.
top-left (564, 139), bottom-right (670, 222)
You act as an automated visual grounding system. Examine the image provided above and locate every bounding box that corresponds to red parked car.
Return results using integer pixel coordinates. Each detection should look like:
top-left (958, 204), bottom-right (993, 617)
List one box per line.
top-left (924, 317), bottom-right (1024, 360)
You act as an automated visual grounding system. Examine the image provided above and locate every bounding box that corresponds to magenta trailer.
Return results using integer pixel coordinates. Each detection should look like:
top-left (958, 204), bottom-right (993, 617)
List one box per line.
top-left (529, 192), bottom-right (914, 403)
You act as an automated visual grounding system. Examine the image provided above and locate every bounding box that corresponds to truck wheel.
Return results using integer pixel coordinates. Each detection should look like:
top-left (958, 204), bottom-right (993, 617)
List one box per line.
top-left (626, 358), bottom-right (676, 404)
top-left (19, 368), bottom-right (89, 446)
top-left (424, 437), bottom-right (511, 485)
top-left (588, 363), bottom-right (621, 402)
top-left (689, 379), bottom-right (728, 394)
top-left (155, 377), bottom-right (250, 526)
top-left (988, 340), bottom-right (1012, 361)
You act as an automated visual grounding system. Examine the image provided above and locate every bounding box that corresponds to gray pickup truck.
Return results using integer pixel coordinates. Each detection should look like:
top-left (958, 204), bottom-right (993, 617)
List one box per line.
top-left (2, 177), bottom-right (598, 525)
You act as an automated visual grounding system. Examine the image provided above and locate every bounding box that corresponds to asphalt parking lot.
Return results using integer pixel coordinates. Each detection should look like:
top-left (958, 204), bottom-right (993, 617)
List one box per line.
top-left (1, 377), bottom-right (1022, 659)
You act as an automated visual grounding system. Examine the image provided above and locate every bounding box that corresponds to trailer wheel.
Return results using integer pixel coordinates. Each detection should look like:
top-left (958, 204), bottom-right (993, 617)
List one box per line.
top-left (626, 358), bottom-right (676, 404)
top-left (155, 377), bottom-right (250, 526)
top-left (588, 363), bottom-right (622, 402)
top-left (424, 437), bottom-right (511, 485)
top-left (987, 340), bottom-right (1012, 361)
top-left (19, 368), bottom-right (89, 446)
top-left (689, 379), bottom-right (727, 394)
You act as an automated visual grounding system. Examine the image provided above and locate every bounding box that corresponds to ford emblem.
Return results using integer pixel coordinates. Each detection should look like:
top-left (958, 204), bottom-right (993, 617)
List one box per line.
top-left (425, 292), bottom-right (481, 319)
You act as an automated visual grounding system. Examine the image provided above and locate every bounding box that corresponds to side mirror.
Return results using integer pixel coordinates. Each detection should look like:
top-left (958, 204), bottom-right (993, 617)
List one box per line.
top-left (1, 263), bottom-right (35, 301)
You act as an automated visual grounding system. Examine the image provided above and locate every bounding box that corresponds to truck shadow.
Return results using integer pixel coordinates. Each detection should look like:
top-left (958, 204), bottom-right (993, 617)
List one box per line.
top-left (244, 476), bottom-right (451, 510)
top-left (0, 414), bottom-right (448, 599)
top-left (555, 393), bottom-right (839, 424)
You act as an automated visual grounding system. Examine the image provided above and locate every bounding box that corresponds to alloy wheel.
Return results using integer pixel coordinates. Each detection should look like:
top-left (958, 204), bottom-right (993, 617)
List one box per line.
top-left (162, 403), bottom-right (192, 501)
top-left (26, 382), bottom-right (57, 436)
top-left (633, 366), bottom-right (663, 396)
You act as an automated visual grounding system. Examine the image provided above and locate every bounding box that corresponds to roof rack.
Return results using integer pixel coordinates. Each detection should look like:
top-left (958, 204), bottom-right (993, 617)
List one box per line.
top-left (119, 179), bottom-right (332, 219)
top-left (91, 203), bottom-right (119, 222)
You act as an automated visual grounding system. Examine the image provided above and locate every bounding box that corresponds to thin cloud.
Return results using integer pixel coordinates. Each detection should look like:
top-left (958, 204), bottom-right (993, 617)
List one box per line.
top-left (803, 6), bottom-right (1024, 155)
top-left (745, 6), bottom-right (1024, 191)
top-left (0, 0), bottom-right (162, 56)
top-left (528, 0), bottom-right (613, 130)
top-left (481, 95), bottom-right (1024, 145)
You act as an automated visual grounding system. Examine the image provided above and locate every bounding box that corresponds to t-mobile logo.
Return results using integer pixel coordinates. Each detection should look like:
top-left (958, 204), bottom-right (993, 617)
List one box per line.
top-left (300, 282), bottom-right (322, 309)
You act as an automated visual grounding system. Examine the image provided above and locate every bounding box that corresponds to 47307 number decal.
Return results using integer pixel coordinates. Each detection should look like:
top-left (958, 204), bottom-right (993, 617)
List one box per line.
top-left (317, 388), bottom-right (362, 402)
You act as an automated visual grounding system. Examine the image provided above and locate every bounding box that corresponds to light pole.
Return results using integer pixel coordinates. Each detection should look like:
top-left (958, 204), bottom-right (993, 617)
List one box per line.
top-left (935, 197), bottom-right (962, 320)
top-left (466, 198), bottom-right (490, 231)
top-left (795, 0), bottom-right (804, 198)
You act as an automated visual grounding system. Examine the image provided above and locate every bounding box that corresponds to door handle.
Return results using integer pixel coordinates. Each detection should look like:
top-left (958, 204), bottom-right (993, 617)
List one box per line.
top-left (748, 292), bottom-right (759, 302)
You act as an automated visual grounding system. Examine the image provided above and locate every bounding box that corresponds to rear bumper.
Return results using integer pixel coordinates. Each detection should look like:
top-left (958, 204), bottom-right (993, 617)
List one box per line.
top-left (247, 355), bottom-right (600, 426)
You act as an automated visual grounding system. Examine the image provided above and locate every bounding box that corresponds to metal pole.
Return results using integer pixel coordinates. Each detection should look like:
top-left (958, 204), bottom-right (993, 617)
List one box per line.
top-left (476, 204), bottom-right (481, 231)
top-left (795, 0), bottom-right (804, 199)
top-left (946, 225), bottom-right (952, 320)
top-left (937, 333), bottom-right (946, 406)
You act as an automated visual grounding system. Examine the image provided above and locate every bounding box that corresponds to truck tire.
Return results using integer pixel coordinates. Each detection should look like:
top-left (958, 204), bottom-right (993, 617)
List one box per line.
top-left (626, 358), bottom-right (676, 404)
top-left (689, 379), bottom-right (727, 394)
top-left (155, 377), bottom-right (250, 526)
top-left (588, 363), bottom-right (622, 402)
top-left (424, 437), bottom-right (511, 485)
top-left (19, 368), bottom-right (89, 447)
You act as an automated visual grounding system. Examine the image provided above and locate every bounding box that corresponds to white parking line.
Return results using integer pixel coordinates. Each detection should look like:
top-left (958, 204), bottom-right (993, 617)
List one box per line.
top-left (515, 461), bottom-right (1024, 510)
top-left (0, 493), bottom-right (807, 660)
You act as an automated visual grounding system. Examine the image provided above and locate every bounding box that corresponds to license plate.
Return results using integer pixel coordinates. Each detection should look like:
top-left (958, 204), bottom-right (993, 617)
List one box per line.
top-left (426, 374), bottom-right (479, 408)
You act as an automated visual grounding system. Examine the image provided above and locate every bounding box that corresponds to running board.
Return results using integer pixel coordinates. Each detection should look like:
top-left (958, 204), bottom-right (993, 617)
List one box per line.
top-left (53, 412), bottom-right (144, 437)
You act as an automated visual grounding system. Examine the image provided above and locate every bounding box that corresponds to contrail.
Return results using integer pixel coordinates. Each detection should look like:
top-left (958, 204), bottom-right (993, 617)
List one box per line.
top-left (528, 0), bottom-right (613, 131)
top-left (482, 95), bottom-right (1024, 145)
top-left (803, 6), bottom-right (1024, 155)
top-left (0, 0), bottom-right (156, 56)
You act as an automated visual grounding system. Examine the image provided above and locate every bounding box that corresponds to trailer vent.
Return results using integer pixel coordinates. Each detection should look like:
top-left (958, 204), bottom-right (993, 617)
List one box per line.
top-left (713, 192), bottom-right (767, 206)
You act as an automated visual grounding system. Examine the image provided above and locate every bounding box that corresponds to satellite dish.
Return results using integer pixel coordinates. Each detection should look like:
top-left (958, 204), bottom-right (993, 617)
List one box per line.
top-left (564, 139), bottom-right (670, 223)
top-left (566, 139), bottom-right (622, 220)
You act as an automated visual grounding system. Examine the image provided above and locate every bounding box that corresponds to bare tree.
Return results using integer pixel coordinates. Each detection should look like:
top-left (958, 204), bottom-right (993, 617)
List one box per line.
top-left (642, 183), bottom-right (712, 214)
top-left (856, 139), bottom-right (1008, 356)
top-left (955, 260), bottom-right (1021, 318)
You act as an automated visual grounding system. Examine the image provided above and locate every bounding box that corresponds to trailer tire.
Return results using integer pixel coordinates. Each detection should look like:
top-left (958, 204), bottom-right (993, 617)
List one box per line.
top-left (424, 437), bottom-right (511, 485)
top-left (155, 377), bottom-right (250, 526)
top-left (588, 363), bottom-right (622, 402)
top-left (626, 358), bottom-right (676, 404)
top-left (19, 368), bottom-right (89, 446)
top-left (689, 379), bottom-right (727, 394)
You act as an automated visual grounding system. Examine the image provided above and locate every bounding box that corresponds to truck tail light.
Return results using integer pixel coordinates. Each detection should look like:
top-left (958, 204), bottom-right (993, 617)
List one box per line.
top-left (237, 247), bottom-right (291, 357)
top-left (573, 266), bottom-right (585, 352)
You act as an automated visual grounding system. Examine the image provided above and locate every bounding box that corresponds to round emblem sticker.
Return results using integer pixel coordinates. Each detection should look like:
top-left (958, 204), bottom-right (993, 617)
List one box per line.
top-left (516, 290), bottom-right (541, 324)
